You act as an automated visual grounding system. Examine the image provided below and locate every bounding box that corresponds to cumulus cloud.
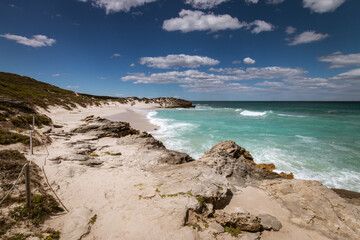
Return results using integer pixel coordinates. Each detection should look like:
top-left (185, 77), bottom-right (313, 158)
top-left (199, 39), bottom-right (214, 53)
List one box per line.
top-left (79, 0), bottom-right (157, 13)
top-left (318, 52), bottom-right (360, 68)
top-left (285, 26), bottom-right (296, 35)
top-left (243, 57), bottom-right (256, 65)
top-left (266, 0), bottom-right (285, 4)
top-left (123, 66), bottom-right (307, 86)
top-left (185, 0), bottom-right (229, 9)
top-left (52, 73), bottom-right (61, 77)
top-left (331, 68), bottom-right (360, 81)
top-left (287, 31), bottom-right (329, 46)
top-left (248, 20), bottom-right (275, 34)
top-left (162, 10), bottom-right (247, 32)
top-left (0, 33), bottom-right (55, 47)
top-left (162, 10), bottom-right (274, 34)
top-left (139, 54), bottom-right (220, 69)
top-left (303, 0), bottom-right (346, 13)
top-left (121, 64), bottom-right (358, 95)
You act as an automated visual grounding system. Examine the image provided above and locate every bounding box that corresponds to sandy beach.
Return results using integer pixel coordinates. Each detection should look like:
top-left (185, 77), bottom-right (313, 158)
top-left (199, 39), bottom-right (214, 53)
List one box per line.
top-left (105, 108), bottom-right (158, 132)
top-left (23, 101), bottom-right (359, 240)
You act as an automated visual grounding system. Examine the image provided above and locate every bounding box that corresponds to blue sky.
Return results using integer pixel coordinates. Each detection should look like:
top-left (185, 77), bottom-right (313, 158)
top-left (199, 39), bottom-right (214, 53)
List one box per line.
top-left (1, 0), bottom-right (359, 100)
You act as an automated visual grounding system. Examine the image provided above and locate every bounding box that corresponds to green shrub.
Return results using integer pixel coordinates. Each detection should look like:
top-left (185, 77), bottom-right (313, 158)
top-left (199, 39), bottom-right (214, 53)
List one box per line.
top-left (9, 195), bottom-right (64, 226)
top-left (0, 129), bottom-right (31, 145)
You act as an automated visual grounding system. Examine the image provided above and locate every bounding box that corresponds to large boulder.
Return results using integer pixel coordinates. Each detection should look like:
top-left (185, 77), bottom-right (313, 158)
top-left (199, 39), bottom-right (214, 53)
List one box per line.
top-left (199, 141), bottom-right (280, 185)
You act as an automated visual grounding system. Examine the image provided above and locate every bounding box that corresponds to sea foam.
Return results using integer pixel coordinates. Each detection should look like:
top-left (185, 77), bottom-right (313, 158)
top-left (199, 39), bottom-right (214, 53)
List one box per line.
top-left (240, 110), bottom-right (271, 117)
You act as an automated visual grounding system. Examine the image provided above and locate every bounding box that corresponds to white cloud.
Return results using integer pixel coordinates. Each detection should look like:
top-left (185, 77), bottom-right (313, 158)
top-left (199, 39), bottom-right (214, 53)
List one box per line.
top-left (331, 68), bottom-right (360, 81)
top-left (121, 65), bottom-right (358, 95)
top-left (111, 53), bottom-right (121, 58)
top-left (130, 63), bottom-right (135, 67)
top-left (303, 0), bottom-right (346, 13)
top-left (123, 66), bottom-right (307, 85)
top-left (162, 10), bottom-right (247, 33)
top-left (139, 54), bottom-right (220, 69)
top-left (162, 10), bottom-right (274, 34)
top-left (98, 76), bottom-right (106, 80)
top-left (79, 0), bottom-right (157, 13)
top-left (285, 26), bottom-right (296, 35)
top-left (266, 0), bottom-right (285, 4)
top-left (245, 0), bottom-right (259, 4)
top-left (185, 0), bottom-right (229, 9)
top-left (52, 73), bottom-right (61, 77)
top-left (232, 60), bottom-right (242, 64)
top-left (288, 31), bottom-right (329, 46)
top-left (255, 81), bottom-right (285, 87)
top-left (243, 57), bottom-right (256, 65)
top-left (318, 52), bottom-right (360, 68)
top-left (248, 20), bottom-right (275, 34)
top-left (0, 33), bottom-right (55, 47)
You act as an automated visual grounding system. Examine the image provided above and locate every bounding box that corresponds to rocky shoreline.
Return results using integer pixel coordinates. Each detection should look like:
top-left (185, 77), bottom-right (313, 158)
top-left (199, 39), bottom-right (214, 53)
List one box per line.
top-left (30, 113), bottom-right (360, 239)
top-left (1, 103), bottom-right (360, 239)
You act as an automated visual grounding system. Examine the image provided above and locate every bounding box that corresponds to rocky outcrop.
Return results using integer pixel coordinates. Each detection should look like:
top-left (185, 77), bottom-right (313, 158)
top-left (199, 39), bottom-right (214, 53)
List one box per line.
top-left (71, 116), bottom-right (139, 139)
top-left (151, 97), bottom-right (194, 108)
top-left (199, 141), bottom-right (281, 185)
top-left (261, 179), bottom-right (360, 240)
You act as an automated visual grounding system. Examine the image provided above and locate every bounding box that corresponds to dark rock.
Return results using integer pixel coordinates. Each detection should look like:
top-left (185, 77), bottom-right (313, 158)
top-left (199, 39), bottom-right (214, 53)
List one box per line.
top-left (71, 116), bottom-right (139, 139)
top-left (332, 188), bottom-right (360, 205)
top-left (159, 150), bottom-right (194, 165)
top-left (214, 210), bottom-right (261, 232)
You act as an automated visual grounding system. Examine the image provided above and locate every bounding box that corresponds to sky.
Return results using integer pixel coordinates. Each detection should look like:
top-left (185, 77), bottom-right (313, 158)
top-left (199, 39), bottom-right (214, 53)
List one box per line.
top-left (1, 0), bottom-right (360, 101)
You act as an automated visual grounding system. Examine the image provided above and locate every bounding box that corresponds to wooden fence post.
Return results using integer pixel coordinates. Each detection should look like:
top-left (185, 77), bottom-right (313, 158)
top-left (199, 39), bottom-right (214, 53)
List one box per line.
top-left (25, 163), bottom-right (31, 208)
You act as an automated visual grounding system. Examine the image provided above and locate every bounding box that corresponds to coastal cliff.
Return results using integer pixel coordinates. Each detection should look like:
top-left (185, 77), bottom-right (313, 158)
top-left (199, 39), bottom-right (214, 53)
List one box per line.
top-left (0, 72), bottom-right (360, 240)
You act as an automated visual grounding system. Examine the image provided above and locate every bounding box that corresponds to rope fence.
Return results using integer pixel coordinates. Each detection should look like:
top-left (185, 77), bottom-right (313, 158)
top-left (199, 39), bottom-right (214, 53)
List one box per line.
top-left (0, 116), bottom-right (69, 212)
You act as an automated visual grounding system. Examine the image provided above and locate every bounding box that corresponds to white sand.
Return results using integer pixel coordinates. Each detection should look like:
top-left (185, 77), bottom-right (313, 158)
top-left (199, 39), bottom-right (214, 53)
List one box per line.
top-left (38, 101), bottom-right (159, 133)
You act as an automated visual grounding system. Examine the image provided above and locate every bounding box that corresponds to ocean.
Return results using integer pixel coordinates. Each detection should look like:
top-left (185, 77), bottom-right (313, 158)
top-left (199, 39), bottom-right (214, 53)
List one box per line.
top-left (146, 101), bottom-right (360, 192)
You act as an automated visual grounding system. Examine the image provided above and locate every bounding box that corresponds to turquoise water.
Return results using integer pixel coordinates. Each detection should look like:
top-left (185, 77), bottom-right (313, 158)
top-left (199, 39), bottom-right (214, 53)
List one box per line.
top-left (147, 101), bottom-right (360, 192)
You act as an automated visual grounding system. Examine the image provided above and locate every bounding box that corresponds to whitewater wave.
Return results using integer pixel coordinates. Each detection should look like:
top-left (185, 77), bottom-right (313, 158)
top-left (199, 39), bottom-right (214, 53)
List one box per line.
top-left (194, 105), bottom-right (214, 110)
top-left (240, 110), bottom-right (271, 117)
top-left (295, 135), bottom-right (317, 143)
top-left (277, 113), bottom-right (307, 118)
top-left (146, 110), bottom-right (199, 151)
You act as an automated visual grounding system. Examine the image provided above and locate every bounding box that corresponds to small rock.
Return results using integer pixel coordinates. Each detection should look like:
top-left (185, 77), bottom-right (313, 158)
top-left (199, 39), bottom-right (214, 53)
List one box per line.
top-left (259, 214), bottom-right (282, 231)
top-left (209, 221), bottom-right (224, 233)
top-left (280, 172), bottom-right (294, 179)
top-left (214, 211), bottom-right (261, 232)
